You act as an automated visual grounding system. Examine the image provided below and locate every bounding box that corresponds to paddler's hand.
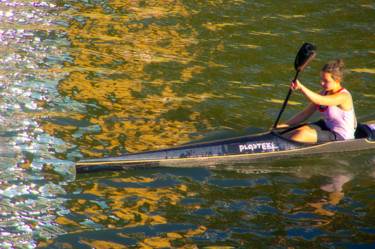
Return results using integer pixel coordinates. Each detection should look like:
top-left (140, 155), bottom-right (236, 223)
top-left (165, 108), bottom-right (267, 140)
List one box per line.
top-left (290, 79), bottom-right (302, 91)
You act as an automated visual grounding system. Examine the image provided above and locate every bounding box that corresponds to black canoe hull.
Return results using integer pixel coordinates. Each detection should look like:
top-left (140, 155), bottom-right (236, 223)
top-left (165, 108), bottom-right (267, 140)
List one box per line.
top-left (76, 123), bottom-right (375, 173)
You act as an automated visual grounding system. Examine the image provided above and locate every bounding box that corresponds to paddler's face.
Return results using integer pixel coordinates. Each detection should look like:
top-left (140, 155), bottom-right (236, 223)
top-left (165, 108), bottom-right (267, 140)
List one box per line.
top-left (320, 72), bottom-right (340, 91)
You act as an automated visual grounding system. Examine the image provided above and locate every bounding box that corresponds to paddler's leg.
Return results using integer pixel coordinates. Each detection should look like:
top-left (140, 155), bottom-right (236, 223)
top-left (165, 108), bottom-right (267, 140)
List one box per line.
top-left (283, 125), bottom-right (318, 143)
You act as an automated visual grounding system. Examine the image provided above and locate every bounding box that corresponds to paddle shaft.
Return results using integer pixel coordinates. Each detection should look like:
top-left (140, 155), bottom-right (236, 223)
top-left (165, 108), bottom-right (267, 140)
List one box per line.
top-left (273, 70), bottom-right (300, 128)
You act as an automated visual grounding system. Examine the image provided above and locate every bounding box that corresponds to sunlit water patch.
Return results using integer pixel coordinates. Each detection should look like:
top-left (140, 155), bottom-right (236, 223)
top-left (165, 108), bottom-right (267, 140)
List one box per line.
top-left (0, 1), bottom-right (76, 247)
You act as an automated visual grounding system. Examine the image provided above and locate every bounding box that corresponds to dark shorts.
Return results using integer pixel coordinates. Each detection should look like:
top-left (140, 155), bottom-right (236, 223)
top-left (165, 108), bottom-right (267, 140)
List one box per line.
top-left (306, 120), bottom-right (344, 142)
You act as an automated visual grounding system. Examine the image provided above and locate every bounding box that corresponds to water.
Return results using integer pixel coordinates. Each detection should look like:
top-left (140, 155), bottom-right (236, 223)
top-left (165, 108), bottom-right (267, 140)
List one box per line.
top-left (0, 0), bottom-right (374, 248)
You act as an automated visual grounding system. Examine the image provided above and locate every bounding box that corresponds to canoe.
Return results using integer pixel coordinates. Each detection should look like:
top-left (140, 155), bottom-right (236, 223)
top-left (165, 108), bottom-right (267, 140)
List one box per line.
top-left (76, 122), bottom-right (375, 173)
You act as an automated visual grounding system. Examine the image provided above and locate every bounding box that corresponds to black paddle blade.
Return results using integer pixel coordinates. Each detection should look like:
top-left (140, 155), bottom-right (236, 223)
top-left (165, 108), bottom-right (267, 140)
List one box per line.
top-left (294, 43), bottom-right (317, 72)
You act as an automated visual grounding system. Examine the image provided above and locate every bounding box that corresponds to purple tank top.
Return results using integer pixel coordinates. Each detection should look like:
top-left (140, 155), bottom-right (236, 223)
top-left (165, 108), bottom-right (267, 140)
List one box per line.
top-left (317, 88), bottom-right (355, 140)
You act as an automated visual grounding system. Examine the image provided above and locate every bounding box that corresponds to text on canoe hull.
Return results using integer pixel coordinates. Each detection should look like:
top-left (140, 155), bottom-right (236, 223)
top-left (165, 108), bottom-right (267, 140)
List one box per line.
top-left (239, 142), bottom-right (278, 153)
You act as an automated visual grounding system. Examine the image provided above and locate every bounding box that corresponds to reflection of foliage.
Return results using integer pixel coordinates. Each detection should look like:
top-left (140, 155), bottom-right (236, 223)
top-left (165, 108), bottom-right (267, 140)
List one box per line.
top-left (39, 0), bottom-right (280, 158)
top-left (40, 165), bottom-right (375, 248)
top-left (42, 175), bottom-right (209, 248)
top-left (44, 0), bottom-right (225, 157)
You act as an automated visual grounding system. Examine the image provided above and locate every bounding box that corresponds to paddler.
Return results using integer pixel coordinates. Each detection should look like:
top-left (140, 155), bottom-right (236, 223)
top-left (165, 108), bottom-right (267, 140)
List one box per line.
top-left (278, 59), bottom-right (356, 143)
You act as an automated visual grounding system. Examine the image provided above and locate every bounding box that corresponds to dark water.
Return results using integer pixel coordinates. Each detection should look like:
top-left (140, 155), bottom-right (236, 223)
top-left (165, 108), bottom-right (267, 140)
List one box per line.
top-left (0, 0), bottom-right (374, 248)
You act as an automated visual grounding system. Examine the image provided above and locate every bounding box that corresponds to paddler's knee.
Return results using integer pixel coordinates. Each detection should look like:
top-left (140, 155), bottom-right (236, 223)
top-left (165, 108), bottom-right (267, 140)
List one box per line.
top-left (290, 126), bottom-right (317, 143)
top-left (283, 125), bottom-right (317, 143)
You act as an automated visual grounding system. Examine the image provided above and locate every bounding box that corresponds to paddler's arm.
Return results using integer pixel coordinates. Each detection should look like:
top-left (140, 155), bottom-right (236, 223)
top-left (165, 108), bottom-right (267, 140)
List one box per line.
top-left (292, 79), bottom-right (349, 107)
top-left (277, 101), bottom-right (317, 128)
top-left (277, 79), bottom-right (323, 128)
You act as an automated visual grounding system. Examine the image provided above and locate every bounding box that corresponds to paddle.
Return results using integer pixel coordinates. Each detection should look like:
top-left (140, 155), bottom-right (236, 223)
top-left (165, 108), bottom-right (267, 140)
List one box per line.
top-left (272, 43), bottom-right (317, 129)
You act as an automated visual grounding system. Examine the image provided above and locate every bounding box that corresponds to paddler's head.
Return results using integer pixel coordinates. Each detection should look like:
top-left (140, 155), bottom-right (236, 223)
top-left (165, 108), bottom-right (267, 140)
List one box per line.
top-left (320, 59), bottom-right (344, 91)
